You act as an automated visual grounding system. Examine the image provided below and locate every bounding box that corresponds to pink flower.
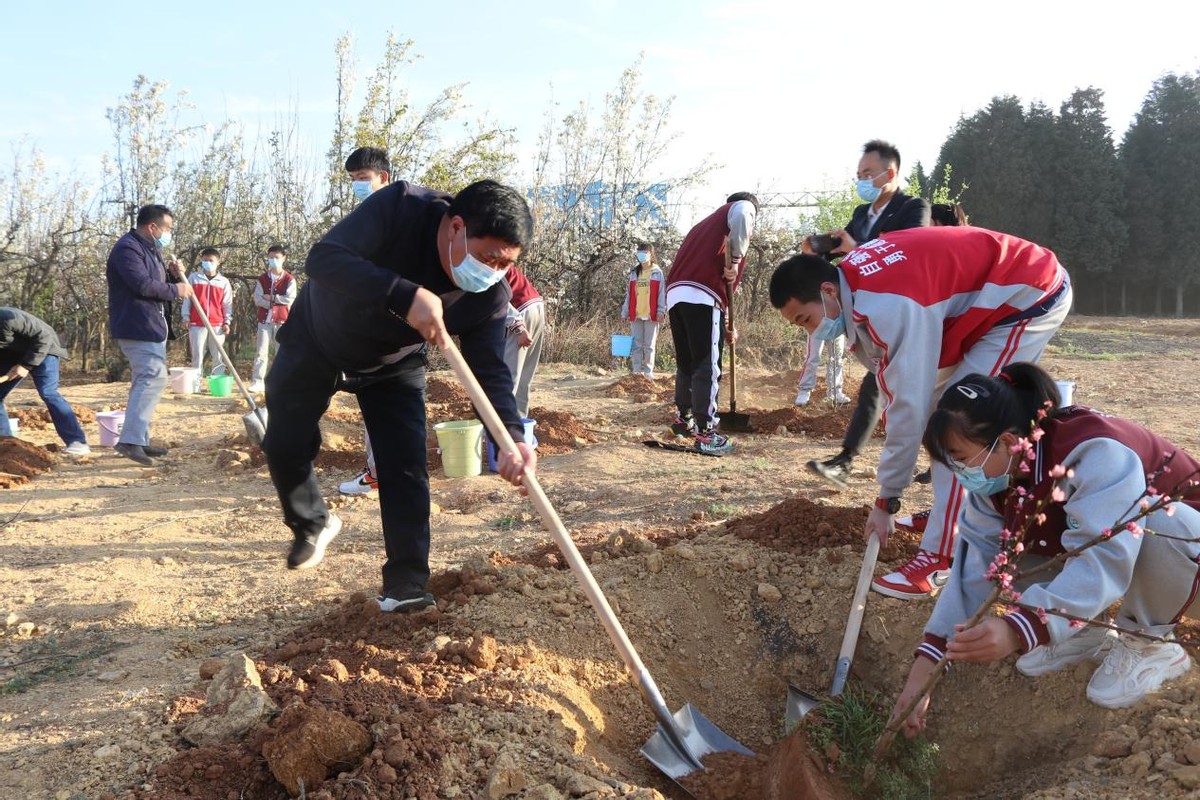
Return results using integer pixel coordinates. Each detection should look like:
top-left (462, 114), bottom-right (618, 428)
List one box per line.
top-left (1035, 513), bottom-right (1047, 525)
top-left (1069, 619), bottom-right (1086, 630)
top-left (1125, 522), bottom-right (1143, 538)
top-left (1019, 461), bottom-right (1031, 473)
top-left (1014, 542), bottom-right (1025, 554)
top-left (1139, 499), bottom-right (1151, 511)
top-left (1049, 464), bottom-right (1067, 478)
top-left (1030, 429), bottom-right (1045, 442)
top-left (1101, 527), bottom-right (1113, 539)
top-left (1166, 504), bottom-right (1177, 517)
top-left (1036, 607), bottom-right (1049, 624)
top-left (1051, 487), bottom-right (1067, 503)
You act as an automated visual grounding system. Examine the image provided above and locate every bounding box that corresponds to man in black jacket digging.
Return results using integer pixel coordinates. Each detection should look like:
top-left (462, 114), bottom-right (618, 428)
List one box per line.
top-left (265, 179), bottom-right (536, 612)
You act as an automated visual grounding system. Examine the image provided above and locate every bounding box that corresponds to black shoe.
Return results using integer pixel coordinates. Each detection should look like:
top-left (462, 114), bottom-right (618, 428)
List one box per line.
top-left (806, 453), bottom-right (852, 489)
top-left (376, 584), bottom-right (436, 613)
top-left (914, 467), bottom-right (932, 485)
top-left (287, 514), bottom-right (343, 569)
top-left (143, 445), bottom-right (168, 457)
top-left (114, 443), bottom-right (154, 466)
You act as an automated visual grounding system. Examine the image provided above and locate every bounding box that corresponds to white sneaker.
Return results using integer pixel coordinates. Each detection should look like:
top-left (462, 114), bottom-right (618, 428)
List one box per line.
top-left (1086, 635), bottom-right (1192, 709)
top-left (338, 468), bottom-right (378, 496)
top-left (1016, 624), bottom-right (1115, 677)
top-left (832, 392), bottom-right (852, 405)
top-left (247, 381), bottom-right (266, 393)
top-left (63, 441), bottom-right (91, 456)
top-left (794, 389), bottom-right (811, 406)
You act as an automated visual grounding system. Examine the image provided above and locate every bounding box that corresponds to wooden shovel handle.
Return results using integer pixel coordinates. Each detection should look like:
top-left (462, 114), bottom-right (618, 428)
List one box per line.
top-left (831, 534), bottom-right (881, 697)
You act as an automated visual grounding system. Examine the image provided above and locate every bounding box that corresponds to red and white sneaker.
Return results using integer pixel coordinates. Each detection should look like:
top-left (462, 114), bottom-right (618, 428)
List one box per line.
top-left (872, 549), bottom-right (952, 599)
top-left (895, 510), bottom-right (930, 535)
top-left (339, 468), bottom-right (379, 496)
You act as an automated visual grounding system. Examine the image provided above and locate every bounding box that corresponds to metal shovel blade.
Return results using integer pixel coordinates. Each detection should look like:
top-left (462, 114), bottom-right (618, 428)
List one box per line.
top-left (640, 703), bottom-right (756, 780)
top-left (243, 407), bottom-right (267, 446)
top-left (718, 410), bottom-right (752, 433)
top-left (785, 684), bottom-right (823, 727)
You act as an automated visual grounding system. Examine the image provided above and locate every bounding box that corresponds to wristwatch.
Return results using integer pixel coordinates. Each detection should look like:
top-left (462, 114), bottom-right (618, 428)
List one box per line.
top-left (874, 496), bottom-right (901, 514)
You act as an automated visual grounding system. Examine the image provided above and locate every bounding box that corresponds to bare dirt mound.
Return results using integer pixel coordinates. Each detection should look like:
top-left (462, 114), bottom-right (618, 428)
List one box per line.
top-left (0, 438), bottom-right (56, 488)
top-left (725, 496), bottom-right (921, 562)
top-left (528, 406), bottom-right (597, 454)
top-left (749, 406), bottom-right (867, 439)
top-left (606, 375), bottom-right (673, 402)
top-left (681, 729), bottom-right (848, 800)
top-left (10, 404), bottom-right (97, 431)
top-left (426, 375), bottom-right (470, 404)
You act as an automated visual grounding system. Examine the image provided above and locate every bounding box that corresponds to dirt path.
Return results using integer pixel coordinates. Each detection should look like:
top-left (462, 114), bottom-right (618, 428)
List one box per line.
top-left (4, 316), bottom-right (1200, 799)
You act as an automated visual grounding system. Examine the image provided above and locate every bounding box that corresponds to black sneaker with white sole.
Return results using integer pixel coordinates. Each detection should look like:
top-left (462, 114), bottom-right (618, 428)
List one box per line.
top-left (377, 584), bottom-right (436, 613)
top-left (287, 514), bottom-right (343, 570)
top-left (806, 453), bottom-right (852, 488)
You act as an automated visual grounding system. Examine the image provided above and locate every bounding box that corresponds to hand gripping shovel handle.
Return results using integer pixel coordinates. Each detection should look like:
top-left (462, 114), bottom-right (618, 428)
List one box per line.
top-left (831, 533), bottom-right (881, 696)
top-left (440, 337), bottom-right (703, 772)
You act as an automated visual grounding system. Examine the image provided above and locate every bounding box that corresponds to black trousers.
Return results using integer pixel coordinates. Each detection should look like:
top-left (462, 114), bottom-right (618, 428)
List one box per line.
top-left (841, 371), bottom-right (884, 458)
top-left (669, 301), bottom-right (725, 430)
top-left (264, 327), bottom-right (431, 591)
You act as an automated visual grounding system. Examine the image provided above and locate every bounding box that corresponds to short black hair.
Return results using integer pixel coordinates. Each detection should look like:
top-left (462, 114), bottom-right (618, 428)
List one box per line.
top-left (199, 247), bottom-right (221, 259)
top-left (447, 180), bottom-right (534, 247)
top-left (769, 254), bottom-right (840, 308)
top-left (863, 139), bottom-right (902, 171)
top-left (922, 362), bottom-right (1061, 467)
top-left (344, 147), bottom-right (391, 175)
top-left (931, 203), bottom-right (968, 226)
top-left (636, 242), bottom-right (653, 251)
top-left (726, 191), bottom-right (759, 212)
top-left (267, 244), bottom-right (286, 256)
top-left (136, 204), bottom-right (172, 227)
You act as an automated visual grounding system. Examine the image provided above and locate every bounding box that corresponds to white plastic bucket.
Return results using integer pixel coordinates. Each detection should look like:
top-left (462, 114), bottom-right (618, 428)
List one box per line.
top-left (433, 420), bottom-right (484, 478)
top-left (6, 417), bottom-right (17, 435)
top-left (485, 418), bottom-right (538, 473)
top-left (97, 411), bottom-right (125, 447)
top-left (1054, 380), bottom-right (1076, 407)
top-left (169, 367), bottom-right (200, 395)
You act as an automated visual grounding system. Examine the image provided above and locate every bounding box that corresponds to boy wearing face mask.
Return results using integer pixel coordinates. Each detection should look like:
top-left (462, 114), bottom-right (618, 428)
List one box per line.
top-left (248, 245), bottom-right (296, 393)
top-left (770, 226), bottom-right (1071, 600)
top-left (264, 179), bottom-right (536, 614)
top-left (338, 146), bottom-right (392, 495)
top-left (181, 247), bottom-right (234, 378)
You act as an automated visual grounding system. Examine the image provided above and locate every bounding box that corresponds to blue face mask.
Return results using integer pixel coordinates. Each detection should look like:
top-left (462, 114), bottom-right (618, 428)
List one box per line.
top-left (635, 251), bottom-right (650, 264)
top-left (449, 231), bottom-right (507, 293)
top-left (855, 171), bottom-right (886, 203)
top-left (266, 258), bottom-right (283, 270)
top-left (351, 180), bottom-right (374, 201)
top-left (950, 439), bottom-right (1012, 495)
top-left (201, 260), bottom-right (217, 273)
top-left (155, 229), bottom-right (172, 248)
top-left (812, 293), bottom-right (845, 342)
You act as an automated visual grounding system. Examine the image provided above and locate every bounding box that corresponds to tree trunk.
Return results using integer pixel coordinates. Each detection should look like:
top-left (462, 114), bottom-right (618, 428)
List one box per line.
top-left (1119, 282), bottom-right (1127, 316)
top-left (1155, 285), bottom-right (1164, 317)
top-left (1177, 284), bottom-right (1185, 318)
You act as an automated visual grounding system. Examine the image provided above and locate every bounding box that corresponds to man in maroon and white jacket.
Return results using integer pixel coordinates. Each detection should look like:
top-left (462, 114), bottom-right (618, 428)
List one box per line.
top-left (249, 244), bottom-right (297, 392)
top-left (665, 192), bottom-right (758, 456)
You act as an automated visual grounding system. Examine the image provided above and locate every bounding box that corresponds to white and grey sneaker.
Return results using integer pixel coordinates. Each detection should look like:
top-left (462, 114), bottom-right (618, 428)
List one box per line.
top-left (1086, 634), bottom-right (1192, 709)
top-left (377, 585), bottom-right (436, 613)
top-left (794, 389), bottom-right (812, 406)
top-left (286, 514), bottom-right (343, 570)
top-left (1016, 624), bottom-right (1115, 677)
top-left (63, 441), bottom-right (91, 456)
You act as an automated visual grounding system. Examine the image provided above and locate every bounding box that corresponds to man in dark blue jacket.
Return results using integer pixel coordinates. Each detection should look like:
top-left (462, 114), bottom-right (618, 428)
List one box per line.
top-left (105, 204), bottom-right (194, 466)
top-left (266, 179), bottom-right (537, 612)
top-left (0, 307), bottom-right (90, 454)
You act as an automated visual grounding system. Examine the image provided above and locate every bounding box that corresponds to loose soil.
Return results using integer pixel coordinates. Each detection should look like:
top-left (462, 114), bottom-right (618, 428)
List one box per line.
top-left (4, 316), bottom-right (1200, 799)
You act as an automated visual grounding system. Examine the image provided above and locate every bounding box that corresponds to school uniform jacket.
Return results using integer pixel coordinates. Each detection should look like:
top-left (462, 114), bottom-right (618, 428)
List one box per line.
top-left (182, 272), bottom-right (234, 327)
top-left (665, 200), bottom-right (756, 310)
top-left (838, 226), bottom-right (1070, 496)
top-left (621, 264), bottom-right (666, 322)
top-left (918, 407), bottom-right (1200, 663)
top-left (254, 271), bottom-right (297, 324)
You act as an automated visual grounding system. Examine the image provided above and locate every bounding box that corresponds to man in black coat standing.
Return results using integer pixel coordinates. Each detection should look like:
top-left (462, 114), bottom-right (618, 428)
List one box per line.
top-left (803, 140), bottom-right (930, 487)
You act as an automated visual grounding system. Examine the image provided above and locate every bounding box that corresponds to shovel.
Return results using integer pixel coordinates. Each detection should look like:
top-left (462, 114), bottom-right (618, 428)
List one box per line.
top-left (718, 279), bottom-right (752, 433)
top-left (786, 534), bottom-right (881, 726)
top-left (191, 306), bottom-right (268, 446)
top-left (440, 336), bottom-right (753, 786)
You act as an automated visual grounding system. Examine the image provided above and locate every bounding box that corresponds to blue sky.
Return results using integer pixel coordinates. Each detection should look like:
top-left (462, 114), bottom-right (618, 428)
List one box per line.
top-left (3, 0), bottom-right (1199, 224)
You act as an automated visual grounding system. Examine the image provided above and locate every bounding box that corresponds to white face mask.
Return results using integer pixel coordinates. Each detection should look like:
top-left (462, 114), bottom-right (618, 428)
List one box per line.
top-left (267, 258), bottom-right (283, 271)
top-left (201, 260), bottom-right (218, 274)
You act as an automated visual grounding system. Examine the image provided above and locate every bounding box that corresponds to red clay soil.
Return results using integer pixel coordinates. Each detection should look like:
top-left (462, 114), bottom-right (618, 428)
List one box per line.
top-left (425, 375), bottom-right (470, 404)
top-left (725, 496), bottom-right (921, 558)
top-left (0, 438), bottom-right (56, 488)
top-left (10, 404), bottom-right (97, 430)
top-left (748, 406), bottom-right (879, 439)
top-left (527, 406), bottom-right (596, 455)
top-left (678, 728), bottom-right (849, 800)
top-left (605, 374), bottom-right (673, 402)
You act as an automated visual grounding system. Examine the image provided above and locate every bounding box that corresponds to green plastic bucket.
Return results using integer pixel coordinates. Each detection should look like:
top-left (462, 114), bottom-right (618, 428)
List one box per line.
top-left (434, 420), bottom-right (483, 478)
top-left (208, 374), bottom-right (234, 397)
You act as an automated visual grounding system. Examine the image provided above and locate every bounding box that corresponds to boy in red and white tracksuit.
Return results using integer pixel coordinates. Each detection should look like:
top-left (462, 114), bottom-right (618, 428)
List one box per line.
top-left (250, 246), bottom-right (297, 391)
top-left (770, 226), bottom-right (1072, 598)
top-left (181, 248), bottom-right (234, 376)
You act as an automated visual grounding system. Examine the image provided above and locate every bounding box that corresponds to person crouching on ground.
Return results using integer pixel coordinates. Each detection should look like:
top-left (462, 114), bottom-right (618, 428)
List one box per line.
top-left (891, 362), bottom-right (1197, 735)
top-left (264, 179), bottom-right (536, 613)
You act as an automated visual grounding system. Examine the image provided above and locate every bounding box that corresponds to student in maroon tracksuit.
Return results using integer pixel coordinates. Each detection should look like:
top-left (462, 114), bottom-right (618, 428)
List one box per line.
top-left (665, 192), bottom-right (758, 456)
top-left (770, 226), bottom-right (1072, 599)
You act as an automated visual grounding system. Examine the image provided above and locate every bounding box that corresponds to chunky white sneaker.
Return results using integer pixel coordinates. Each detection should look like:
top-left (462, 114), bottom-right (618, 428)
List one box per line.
top-left (286, 514), bottom-right (343, 570)
top-left (1016, 624), bottom-right (1116, 677)
top-left (1086, 635), bottom-right (1192, 709)
top-left (338, 468), bottom-right (378, 496)
top-left (247, 381), bottom-right (266, 393)
top-left (63, 441), bottom-right (91, 456)
top-left (832, 392), bottom-right (852, 405)
top-left (794, 389), bottom-right (812, 406)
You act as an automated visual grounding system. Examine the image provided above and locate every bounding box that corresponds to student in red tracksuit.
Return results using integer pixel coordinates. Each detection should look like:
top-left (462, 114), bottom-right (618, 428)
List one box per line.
top-left (620, 242), bottom-right (667, 378)
top-left (180, 247), bottom-right (234, 378)
top-left (770, 226), bottom-right (1072, 599)
top-left (665, 192), bottom-right (758, 456)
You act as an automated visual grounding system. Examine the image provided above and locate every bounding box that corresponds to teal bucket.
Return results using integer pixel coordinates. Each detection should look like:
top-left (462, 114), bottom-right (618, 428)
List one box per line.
top-left (433, 420), bottom-right (484, 478)
top-left (611, 334), bottom-right (633, 357)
